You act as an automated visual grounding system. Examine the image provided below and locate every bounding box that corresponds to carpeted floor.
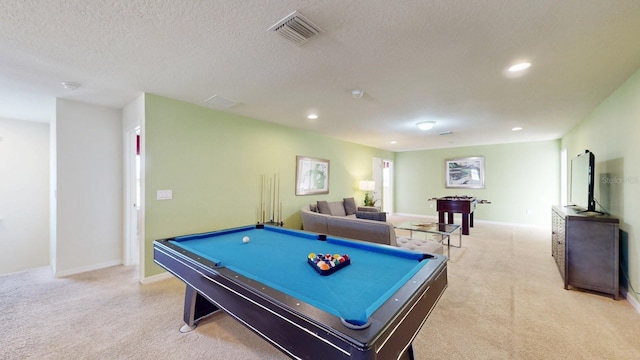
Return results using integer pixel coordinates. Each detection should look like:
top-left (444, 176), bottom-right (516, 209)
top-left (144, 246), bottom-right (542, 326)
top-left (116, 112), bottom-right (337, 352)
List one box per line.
top-left (2, 219), bottom-right (640, 359)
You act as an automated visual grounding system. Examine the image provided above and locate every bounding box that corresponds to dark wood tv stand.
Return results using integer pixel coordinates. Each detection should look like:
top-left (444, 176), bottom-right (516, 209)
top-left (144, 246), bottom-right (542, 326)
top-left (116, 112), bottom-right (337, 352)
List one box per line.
top-left (551, 205), bottom-right (620, 300)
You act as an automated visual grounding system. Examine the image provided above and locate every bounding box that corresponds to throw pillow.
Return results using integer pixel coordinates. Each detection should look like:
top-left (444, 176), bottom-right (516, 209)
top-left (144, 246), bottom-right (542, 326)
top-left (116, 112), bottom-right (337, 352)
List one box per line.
top-left (317, 201), bottom-right (331, 214)
top-left (309, 204), bottom-right (318, 212)
top-left (343, 197), bottom-right (357, 215)
top-left (355, 211), bottom-right (387, 222)
top-left (328, 202), bottom-right (347, 216)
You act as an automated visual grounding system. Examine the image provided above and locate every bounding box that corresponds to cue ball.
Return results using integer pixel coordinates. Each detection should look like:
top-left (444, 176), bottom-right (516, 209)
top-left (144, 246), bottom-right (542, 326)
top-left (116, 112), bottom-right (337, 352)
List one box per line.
top-left (242, 236), bottom-right (250, 244)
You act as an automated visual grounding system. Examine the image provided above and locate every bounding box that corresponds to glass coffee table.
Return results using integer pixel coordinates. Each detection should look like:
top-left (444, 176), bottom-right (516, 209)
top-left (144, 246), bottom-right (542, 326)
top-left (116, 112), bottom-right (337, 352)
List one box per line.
top-left (394, 221), bottom-right (462, 258)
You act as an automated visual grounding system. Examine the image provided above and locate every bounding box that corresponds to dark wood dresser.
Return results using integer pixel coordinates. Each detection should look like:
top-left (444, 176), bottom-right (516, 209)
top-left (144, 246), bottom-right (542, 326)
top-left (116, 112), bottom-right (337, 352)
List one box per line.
top-left (551, 205), bottom-right (619, 300)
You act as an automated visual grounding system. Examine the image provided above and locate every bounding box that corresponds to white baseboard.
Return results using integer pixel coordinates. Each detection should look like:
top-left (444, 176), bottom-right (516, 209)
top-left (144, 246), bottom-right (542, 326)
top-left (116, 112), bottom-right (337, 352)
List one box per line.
top-left (140, 271), bottom-right (173, 284)
top-left (621, 288), bottom-right (640, 314)
top-left (54, 260), bottom-right (122, 278)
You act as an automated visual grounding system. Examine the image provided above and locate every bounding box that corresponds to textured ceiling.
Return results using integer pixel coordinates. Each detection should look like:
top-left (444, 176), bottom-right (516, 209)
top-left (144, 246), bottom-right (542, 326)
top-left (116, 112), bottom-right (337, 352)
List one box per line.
top-left (1, 1), bottom-right (640, 151)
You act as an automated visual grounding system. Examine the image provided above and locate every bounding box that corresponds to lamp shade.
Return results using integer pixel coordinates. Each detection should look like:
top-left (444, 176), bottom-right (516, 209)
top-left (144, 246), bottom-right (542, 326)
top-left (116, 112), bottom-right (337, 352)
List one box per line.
top-left (359, 180), bottom-right (375, 191)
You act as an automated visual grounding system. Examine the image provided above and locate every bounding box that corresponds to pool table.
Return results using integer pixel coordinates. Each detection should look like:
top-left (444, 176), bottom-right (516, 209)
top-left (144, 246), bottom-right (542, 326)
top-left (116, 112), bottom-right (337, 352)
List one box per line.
top-left (153, 224), bottom-right (447, 360)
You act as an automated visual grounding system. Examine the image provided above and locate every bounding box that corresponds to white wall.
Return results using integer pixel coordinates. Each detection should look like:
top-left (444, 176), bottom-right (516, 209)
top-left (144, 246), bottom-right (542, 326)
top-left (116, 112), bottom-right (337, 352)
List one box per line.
top-left (50, 107), bottom-right (58, 273)
top-left (0, 118), bottom-right (50, 274)
top-left (53, 99), bottom-right (123, 276)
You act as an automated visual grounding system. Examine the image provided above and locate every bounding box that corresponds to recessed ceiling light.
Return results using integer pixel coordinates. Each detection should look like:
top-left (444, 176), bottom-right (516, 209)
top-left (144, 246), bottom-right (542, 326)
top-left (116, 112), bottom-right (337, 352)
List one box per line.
top-left (416, 121), bottom-right (435, 131)
top-left (512, 127), bottom-right (523, 131)
top-left (307, 114), bottom-right (318, 120)
top-left (508, 63), bottom-right (531, 72)
top-left (351, 89), bottom-right (364, 98)
top-left (389, 140), bottom-right (397, 144)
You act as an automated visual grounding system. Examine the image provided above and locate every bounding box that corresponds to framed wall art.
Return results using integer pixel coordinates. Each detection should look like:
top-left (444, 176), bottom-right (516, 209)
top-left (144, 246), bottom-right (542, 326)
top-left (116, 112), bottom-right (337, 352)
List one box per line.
top-left (445, 156), bottom-right (485, 189)
top-left (295, 156), bottom-right (330, 195)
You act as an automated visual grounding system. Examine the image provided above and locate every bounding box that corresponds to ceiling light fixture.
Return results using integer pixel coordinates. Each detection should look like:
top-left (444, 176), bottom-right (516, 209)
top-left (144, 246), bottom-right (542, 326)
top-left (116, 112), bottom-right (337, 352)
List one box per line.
top-left (61, 81), bottom-right (80, 91)
top-left (508, 62), bottom-right (531, 72)
top-left (389, 140), bottom-right (397, 144)
top-left (351, 89), bottom-right (364, 98)
top-left (512, 127), bottom-right (523, 131)
top-left (416, 121), bottom-right (435, 131)
top-left (307, 114), bottom-right (318, 120)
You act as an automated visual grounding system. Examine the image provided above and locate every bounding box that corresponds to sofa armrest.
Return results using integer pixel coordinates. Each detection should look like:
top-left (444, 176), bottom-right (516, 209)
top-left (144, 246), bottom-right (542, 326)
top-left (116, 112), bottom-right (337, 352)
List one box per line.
top-left (301, 206), bottom-right (329, 234)
top-left (356, 206), bottom-right (380, 213)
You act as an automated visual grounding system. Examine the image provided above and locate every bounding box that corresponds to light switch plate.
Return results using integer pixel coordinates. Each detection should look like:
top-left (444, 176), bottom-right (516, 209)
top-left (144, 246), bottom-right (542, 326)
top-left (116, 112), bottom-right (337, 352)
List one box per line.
top-left (157, 190), bottom-right (173, 200)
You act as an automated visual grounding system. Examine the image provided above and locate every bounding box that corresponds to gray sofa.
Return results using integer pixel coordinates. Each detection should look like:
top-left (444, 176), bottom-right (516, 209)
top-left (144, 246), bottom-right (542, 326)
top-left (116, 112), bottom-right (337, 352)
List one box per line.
top-left (301, 199), bottom-right (443, 255)
top-left (300, 199), bottom-right (397, 246)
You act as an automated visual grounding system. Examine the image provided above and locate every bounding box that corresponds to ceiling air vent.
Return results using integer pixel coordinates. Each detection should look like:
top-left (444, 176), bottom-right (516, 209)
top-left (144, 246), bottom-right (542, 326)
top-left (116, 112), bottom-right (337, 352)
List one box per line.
top-left (203, 95), bottom-right (239, 108)
top-left (268, 11), bottom-right (323, 45)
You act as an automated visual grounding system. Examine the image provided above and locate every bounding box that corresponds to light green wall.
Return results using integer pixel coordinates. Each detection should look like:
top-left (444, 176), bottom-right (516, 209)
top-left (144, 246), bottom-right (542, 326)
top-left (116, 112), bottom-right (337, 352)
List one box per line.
top-left (143, 64), bottom-right (640, 300)
top-left (395, 140), bottom-right (560, 226)
top-left (561, 67), bottom-right (640, 303)
top-left (143, 94), bottom-right (393, 277)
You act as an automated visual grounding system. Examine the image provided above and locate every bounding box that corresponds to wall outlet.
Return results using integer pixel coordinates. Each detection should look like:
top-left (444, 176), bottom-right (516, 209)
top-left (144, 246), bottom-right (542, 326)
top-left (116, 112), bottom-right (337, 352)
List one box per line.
top-left (157, 190), bottom-right (173, 200)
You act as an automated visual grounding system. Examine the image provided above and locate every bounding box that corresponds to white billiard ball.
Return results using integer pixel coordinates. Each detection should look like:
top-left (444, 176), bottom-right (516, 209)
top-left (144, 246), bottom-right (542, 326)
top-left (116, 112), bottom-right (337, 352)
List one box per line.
top-left (242, 236), bottom-right (250, 244)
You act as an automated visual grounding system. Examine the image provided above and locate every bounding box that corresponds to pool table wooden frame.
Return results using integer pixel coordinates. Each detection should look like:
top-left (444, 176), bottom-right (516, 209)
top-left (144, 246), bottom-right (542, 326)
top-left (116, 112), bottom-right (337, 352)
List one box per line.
top-left (153, 225), bottom-right (447, 360)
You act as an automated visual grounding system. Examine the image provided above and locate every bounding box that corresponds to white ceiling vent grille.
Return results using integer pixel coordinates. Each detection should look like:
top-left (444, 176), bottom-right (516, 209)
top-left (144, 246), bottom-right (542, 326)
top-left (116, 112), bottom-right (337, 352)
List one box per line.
top-left (203, 95), bottom-right (239, 108)
top-left (268, 11), bottom-right (323, 45)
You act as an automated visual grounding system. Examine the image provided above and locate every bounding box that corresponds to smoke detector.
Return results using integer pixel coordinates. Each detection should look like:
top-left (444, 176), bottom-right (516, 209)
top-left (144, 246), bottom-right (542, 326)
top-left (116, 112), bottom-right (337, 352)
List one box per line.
top-left (61, 81), bottom-right (80, 91)
top-left (268, 11), bottom-right (323, 45)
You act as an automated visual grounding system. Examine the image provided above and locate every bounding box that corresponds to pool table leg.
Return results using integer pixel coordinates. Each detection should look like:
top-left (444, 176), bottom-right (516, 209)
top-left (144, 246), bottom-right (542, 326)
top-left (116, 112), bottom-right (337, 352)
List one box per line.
top-left (181, 285), bottom-right (220, 332)
top-left (401, 344), bottom-right (415, 360)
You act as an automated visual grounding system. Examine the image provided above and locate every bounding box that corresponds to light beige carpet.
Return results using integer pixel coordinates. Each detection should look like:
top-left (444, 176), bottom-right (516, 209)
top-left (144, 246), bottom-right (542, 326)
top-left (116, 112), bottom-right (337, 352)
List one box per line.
top-left (2, 219), bottom-right (640, 359)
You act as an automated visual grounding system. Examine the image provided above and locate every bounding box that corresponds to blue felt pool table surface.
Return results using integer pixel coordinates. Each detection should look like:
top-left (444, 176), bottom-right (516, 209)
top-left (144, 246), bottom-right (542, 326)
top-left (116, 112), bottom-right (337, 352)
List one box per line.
top-left (171, 225), bottom-right (434, 326)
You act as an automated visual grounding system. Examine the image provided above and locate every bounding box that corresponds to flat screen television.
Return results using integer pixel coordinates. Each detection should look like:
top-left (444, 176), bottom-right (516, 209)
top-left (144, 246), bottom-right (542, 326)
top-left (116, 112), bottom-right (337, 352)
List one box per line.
top-left (569, 150), bottom-right (595, 212)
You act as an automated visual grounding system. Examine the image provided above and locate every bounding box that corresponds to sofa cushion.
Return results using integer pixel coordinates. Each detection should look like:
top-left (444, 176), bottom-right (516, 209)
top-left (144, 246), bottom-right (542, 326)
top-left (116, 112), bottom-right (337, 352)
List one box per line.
top-left (343, 197), bottom-right (357, 215)
top-left (317, 201), bottom-right (331, 214)
top-left (327, 201), bottom-right (347, 216)
top-left (309, 204), bottom-right (318, 212)
top-left (355, 211), bottom-right (386, 222)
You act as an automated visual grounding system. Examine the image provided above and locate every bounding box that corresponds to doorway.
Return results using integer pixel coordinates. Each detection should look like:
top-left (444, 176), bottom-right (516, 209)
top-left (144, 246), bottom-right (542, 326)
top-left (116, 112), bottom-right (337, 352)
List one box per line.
top-left (124, 127), bottom-right (140, 268)
top-left (373, 157), bottom-right (394, 214)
